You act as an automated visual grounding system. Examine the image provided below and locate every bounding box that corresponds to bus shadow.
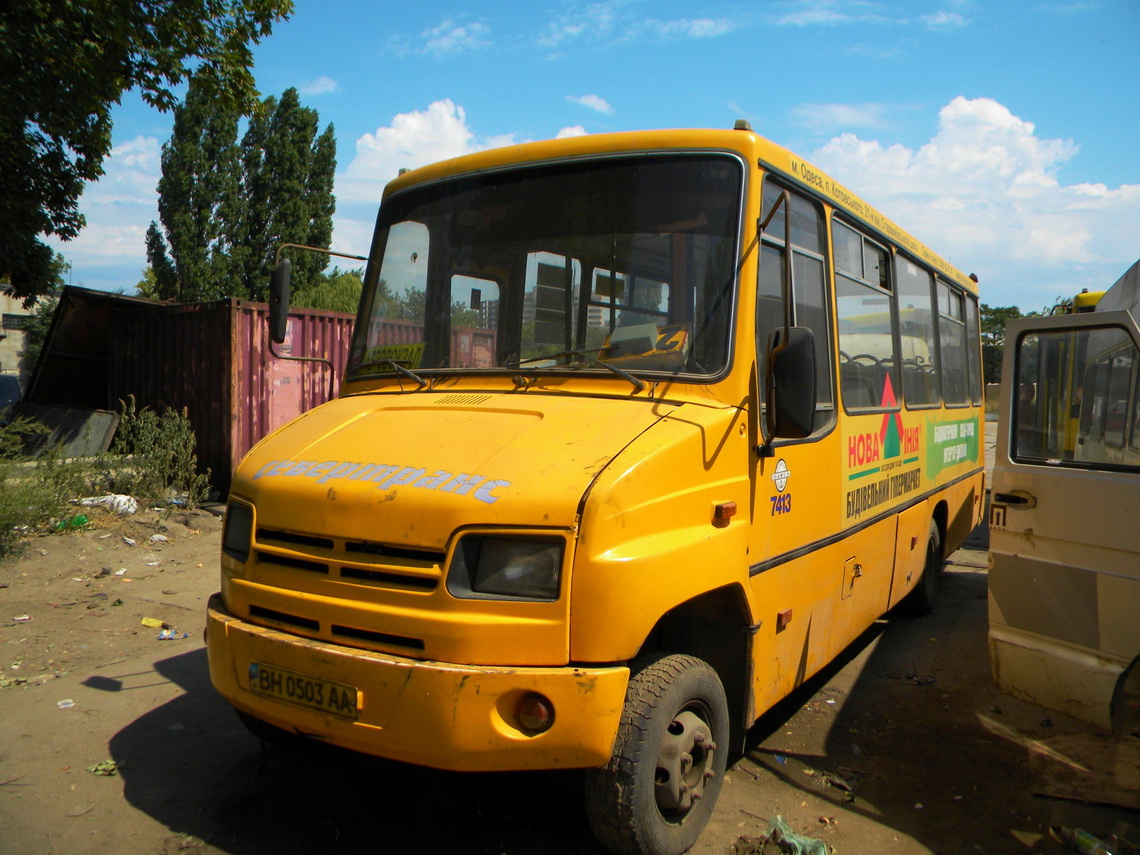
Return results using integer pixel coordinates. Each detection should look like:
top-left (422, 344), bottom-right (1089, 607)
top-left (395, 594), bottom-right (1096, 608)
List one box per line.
top-left (108, 649), bottom-right (603, 854)
top-left (732, 530), bottom-right (1130, 853)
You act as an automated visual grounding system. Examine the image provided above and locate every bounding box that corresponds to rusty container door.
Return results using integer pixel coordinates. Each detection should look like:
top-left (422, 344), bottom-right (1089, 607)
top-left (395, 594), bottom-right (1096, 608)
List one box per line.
top-left (229, 302), bottom-right (354, 487)
top-left (111, 299), bottom-right (234, 493)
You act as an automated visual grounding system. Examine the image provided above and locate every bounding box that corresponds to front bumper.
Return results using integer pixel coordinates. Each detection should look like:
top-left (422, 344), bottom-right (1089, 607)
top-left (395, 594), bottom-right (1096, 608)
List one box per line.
top-left (206, 594), bottom-right (629, 771)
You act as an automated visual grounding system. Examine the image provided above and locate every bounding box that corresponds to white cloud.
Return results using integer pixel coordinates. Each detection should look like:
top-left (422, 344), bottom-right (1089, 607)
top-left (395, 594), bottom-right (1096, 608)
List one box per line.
top-left (556, 126), bottom-right (589, 138)
top-left (921, 11), bottom-right (968, 29)
top-left (539, 2), bottom-right (618, 48)
top-left (329, 216), bottom-right (376, 260)
top-left (338, 100), bottom-right (516, 203)
top-left (637, 17), bottom-right (737, 38)
top-left (420, 18), bottom-right (492, 55)
top-left (87, 135), bottom-right (162, 203)
top-left (775, 7), bottom-right (852, 26)
top-left (809, 96), bottom-right (1140, 309)
top-left (772, 1), bottom-right (903, 27)
top-left (792, 102), bottom-right (892, 131)
top-left (567, 94), bottom-right (614, 115)
top-left (46, 135), bottom-right (162, 284)
top-left (539, 2), bottom-right (737, 49)
top-left (300, 76), bottom-right (338, 96)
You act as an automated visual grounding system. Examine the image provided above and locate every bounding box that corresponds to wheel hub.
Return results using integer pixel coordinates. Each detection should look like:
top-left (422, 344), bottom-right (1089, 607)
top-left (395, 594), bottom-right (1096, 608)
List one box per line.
top-left (654, 709), bottom-right (717, 814)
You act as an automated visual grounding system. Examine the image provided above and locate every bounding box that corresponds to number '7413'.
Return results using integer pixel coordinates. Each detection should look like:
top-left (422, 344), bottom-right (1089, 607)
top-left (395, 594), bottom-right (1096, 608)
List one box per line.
top-left (770, 493), bottom-right (792, 515)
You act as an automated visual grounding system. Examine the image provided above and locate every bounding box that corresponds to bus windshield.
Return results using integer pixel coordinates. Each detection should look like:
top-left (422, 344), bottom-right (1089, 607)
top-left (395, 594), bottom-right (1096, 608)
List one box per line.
top-left (347, 154), bottom-right (743, 381)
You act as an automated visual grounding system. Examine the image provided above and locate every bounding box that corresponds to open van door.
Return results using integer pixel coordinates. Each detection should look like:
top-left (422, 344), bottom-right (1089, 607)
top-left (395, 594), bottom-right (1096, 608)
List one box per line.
top-left (989, 305), bottom-right (1140, 732)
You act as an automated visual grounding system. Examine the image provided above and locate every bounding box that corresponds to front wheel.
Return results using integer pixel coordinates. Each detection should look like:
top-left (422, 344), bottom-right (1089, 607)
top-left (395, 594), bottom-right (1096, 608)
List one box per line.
top-left (584, 653), bottom-right (729, 855)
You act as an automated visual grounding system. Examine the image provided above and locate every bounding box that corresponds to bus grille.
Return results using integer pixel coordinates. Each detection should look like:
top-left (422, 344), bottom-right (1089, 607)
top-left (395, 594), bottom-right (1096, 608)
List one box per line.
top-left (256, 527), bottom-right (444, 592)
top-left (242, 526), bottom-right (441, 656)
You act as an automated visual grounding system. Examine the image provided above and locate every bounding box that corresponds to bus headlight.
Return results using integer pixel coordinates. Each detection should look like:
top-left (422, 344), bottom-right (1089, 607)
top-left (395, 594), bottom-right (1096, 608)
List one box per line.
top-left (447, 536), bottom-right (563, 601)
top-left (222, 501), bottom-right (254, 563)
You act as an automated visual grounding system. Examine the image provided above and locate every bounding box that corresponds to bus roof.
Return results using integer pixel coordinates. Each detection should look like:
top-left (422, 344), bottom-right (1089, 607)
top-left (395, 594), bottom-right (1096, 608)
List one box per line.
top-left (1095, 257), bottom-right (1140, 316)
top-left (382, 126), bottom-right (977, 294)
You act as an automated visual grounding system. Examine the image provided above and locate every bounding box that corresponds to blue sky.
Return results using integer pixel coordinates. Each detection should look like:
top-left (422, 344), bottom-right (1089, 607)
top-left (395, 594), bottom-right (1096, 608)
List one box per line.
top-left (51, 0), bottom-right (1139, 311)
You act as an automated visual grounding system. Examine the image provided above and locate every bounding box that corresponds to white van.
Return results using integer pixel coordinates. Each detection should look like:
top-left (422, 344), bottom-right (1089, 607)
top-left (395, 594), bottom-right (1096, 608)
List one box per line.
top-left (989, 259), bottom-right (1140, 734)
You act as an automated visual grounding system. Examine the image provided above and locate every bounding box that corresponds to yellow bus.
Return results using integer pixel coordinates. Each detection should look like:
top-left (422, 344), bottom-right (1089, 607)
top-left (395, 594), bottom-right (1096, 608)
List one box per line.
top-left (207, 123), bottom-right (984, 855)
top-left (990, 259), bottom-right (1140, 733)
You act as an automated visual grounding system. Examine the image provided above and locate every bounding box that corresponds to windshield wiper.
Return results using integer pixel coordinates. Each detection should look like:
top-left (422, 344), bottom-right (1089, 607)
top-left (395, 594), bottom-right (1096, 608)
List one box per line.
top-left (508, 350), bottom-right (645, 393)
top-left (352, 359), bottom-right (428, 389)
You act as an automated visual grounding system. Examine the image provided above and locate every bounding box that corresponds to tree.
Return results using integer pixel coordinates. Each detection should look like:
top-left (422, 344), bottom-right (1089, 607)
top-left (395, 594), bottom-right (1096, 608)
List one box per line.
top-left (145, 71), bottom-right (242, 301)
top-left (146, 84), bottom-right (336, 303)
top-left (18, 295), bottom-right (59, 381)
top-left (980, 304), bottom-right (1024, 385)
top-left (0, 0), bottom-right (293, 305)
top-left (136, 267), bottom-right (159, 299)
top-left (231, 88), bottom-right (337, 301)
top-left (291, 268), bottom-right (364, 314)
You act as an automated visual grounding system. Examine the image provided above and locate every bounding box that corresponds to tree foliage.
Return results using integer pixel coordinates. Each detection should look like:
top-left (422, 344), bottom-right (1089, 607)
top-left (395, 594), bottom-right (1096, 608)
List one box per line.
top-left (980, 303), bottom-right (1025, 385)
top-left (231, 88), bottom-right (337, 301)
top-left (0, 0), bottom-right (293, 305)
top-left (291, 268), bottom-right (364, 314)
top-left (148, 84), bottom-right (336, 302)
top-left (18, 295), bottom-right (59, 381)
top-left (146, 70), bottom-right (242, 301)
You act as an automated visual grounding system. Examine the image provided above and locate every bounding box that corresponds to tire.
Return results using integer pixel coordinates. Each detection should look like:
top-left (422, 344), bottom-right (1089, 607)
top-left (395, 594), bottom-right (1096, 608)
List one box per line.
top-left (584, 653), bottom-right (730, 855)
top-left (904, 520), bottom-right (942, 616)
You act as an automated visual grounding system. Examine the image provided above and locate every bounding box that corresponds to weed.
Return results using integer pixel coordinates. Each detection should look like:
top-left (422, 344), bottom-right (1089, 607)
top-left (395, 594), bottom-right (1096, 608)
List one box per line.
top-left (107, 396), bottom-right (210, 511)
top-left (0, 417), bottom-right (97, 558)
top-left (0, 399), bottom-right (210, 558)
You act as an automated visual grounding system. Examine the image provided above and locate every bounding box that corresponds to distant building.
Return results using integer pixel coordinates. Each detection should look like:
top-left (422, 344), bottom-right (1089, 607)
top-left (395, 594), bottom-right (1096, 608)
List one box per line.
top-left (0, 284), bottom-right (40, 382)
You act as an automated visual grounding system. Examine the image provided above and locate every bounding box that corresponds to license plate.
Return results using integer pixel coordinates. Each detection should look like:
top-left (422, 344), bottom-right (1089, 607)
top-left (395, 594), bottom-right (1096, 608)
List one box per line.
top-left (248, 663), bottom-right (359, 720)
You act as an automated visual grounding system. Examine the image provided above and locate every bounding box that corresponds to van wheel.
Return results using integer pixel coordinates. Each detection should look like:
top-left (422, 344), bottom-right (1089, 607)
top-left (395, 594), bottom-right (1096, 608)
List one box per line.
top-left (1112, 660), bottom-right (1140, 739)
top-left (584, 654), bottom-right (729, 855)
top-left (905, 520), bottom-right (942, 615)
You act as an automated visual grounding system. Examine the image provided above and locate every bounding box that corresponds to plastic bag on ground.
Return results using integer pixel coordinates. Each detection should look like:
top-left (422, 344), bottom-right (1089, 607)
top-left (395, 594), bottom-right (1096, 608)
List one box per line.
top-left (79, 494), bottom-right (139, 515)
top-left (768, 816), bottom-right (829, 855)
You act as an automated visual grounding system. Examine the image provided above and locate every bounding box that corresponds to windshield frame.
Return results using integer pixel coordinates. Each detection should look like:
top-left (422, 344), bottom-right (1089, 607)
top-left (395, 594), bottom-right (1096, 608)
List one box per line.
top-left (346, 149), bottom-right (747, 387)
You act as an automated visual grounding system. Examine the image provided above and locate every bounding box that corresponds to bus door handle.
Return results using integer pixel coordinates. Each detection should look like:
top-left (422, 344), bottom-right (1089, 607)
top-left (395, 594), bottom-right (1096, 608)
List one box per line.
top-left (993, 490), bottom-right (1036, 509)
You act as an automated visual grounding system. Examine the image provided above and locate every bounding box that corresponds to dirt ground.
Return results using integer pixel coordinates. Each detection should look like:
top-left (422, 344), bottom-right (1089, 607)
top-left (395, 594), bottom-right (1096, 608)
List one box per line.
top-left (1, 432), bottom-right (1137, 854)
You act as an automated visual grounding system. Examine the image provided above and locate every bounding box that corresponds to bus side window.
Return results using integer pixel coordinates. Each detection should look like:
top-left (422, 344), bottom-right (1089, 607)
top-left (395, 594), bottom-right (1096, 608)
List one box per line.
top-left (758, 181), bottom-right (835, 433)
top-left (965, 296), bottom-right (984, 404)
top-left (938, 281), bottom-right (969, 405)
top-left (835, 220), bottom-right (899, 412)
top-left (896, 258), bottom-right (939, 407)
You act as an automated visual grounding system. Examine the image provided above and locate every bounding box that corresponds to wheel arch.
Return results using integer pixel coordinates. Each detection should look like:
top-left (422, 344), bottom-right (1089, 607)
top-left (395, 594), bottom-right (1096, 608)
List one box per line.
top-left (635, 583), bottom-right (754, 754)
top-left (931, 498), bottom-right (949, 557)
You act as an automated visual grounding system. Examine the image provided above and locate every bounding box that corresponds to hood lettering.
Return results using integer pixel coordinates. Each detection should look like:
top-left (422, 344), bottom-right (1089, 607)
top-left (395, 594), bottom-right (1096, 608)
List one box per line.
top-left (252, 459), bottom-right (512, 505)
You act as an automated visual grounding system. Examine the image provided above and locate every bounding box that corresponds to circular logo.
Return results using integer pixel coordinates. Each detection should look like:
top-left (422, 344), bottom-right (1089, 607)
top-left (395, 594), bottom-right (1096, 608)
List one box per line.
top-left (772, 459), bottom-right (790, 493)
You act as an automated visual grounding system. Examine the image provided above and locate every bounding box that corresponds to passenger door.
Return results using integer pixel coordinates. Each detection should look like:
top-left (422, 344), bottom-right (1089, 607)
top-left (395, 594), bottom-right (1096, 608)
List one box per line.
top-left (989, 311), bottom-right (1140, 728)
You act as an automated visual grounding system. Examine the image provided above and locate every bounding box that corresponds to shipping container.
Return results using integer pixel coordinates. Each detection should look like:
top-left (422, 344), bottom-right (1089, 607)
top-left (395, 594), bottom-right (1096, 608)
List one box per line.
top-left (27, 287), bottom-right (353, 494)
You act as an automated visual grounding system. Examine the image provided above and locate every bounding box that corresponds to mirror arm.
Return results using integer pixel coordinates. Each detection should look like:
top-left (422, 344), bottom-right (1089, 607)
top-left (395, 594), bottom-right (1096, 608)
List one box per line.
top-left (269, 244), bottom-right (370, 399)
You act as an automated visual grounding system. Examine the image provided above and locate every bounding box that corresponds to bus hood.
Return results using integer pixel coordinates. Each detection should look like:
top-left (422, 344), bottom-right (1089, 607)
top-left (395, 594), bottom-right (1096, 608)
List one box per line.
top-left (232, 392), bottom-right (675, 550)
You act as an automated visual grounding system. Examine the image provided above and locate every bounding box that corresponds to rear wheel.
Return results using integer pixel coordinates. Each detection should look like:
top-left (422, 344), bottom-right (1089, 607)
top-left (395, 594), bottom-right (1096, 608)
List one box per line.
top-left (905, 520), bottom-right (943, 615)
top-left (584, 654), bottom-right (729, 855)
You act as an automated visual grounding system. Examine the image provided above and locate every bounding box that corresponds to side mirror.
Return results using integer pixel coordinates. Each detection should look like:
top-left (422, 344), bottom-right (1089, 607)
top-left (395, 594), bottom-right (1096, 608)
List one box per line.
top-left (767, 326), bottom-right (816, 439)
top-left (269, 258), bottom-right (292, 344)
